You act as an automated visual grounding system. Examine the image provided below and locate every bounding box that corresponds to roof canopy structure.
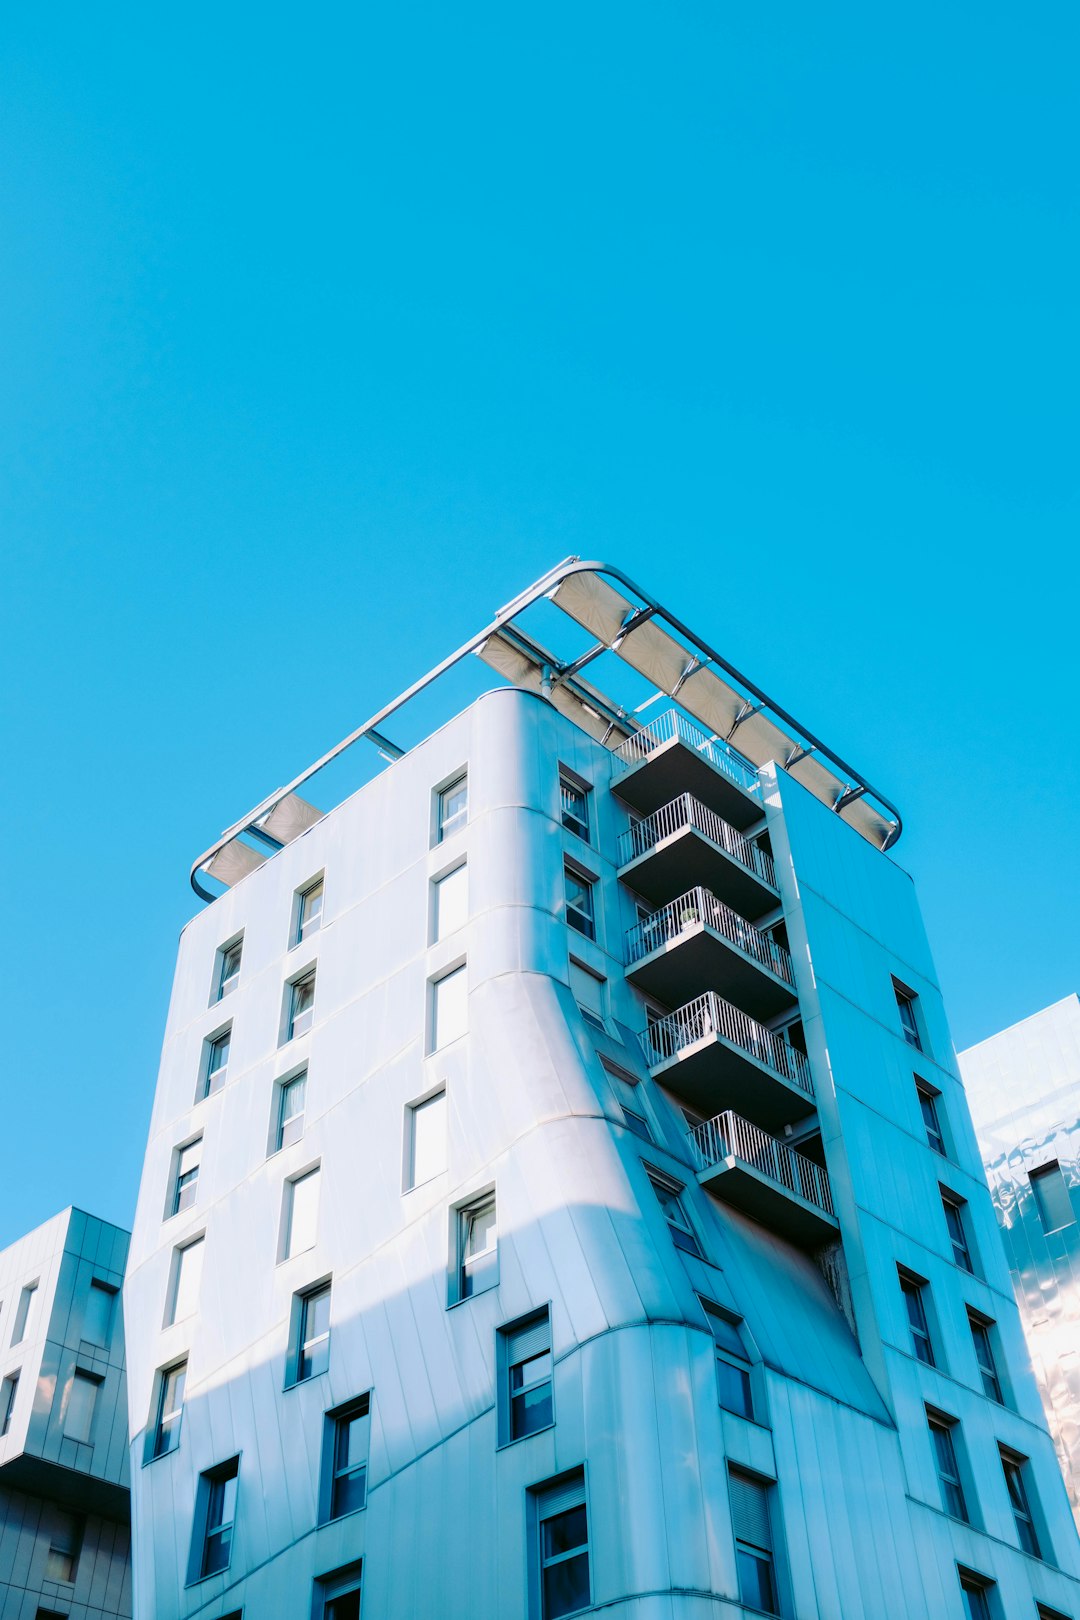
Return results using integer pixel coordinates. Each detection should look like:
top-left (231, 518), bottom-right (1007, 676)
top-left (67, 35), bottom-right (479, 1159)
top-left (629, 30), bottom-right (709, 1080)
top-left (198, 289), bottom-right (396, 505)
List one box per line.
top-left (190, 557), bottom-right (902, 901)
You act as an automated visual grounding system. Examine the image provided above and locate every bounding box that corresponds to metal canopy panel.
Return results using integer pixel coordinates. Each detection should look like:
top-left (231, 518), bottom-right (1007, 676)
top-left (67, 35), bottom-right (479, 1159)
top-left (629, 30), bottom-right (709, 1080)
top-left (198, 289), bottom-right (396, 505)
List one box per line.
top-left (617, 616), bottom-right (700, 696)
top-left (724, 708), bottom-right (801, 775)
top-left (551, 570), bottom-right (634, 646)
top-left (841, 797), bottom-right (895, 850)
top-left (476, 631), bottom-right (628, 744)
top-left (206, 840), bottom-right (268, 886)
top-left (676, 668), bottom-right (745, 739)
top-left (260, 793), bottom-right (323, 844)
top-left (787, 752), bottom-right (848, 808)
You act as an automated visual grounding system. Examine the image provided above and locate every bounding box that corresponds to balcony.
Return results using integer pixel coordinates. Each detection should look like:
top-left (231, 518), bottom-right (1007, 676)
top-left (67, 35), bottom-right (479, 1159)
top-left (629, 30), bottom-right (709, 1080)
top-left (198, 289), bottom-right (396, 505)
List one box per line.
top-left (617, 793), bottom-right (777, 918)
top-left (611, 710), bottom-right (762, 828)
top-left (640, 991), bottom-right (815, 1132)
top-left (625, 887), bottom-right (797, 1020)
top-left (688, 1110), bottom-right (839, 1248)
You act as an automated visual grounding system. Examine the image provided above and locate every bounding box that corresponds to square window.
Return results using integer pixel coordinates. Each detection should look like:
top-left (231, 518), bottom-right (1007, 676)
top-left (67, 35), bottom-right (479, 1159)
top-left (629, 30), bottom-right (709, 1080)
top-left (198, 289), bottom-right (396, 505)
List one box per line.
top-left (916, 1080), bottom-right (947, 1156)
top-left (11, 1281), bottom-right (39, 1345)
top-left (454, 1191), bottom-right (497, 1302)
top-left (700, 1299), bottom-right (753, 1420)
top-left (898, 1268), bottom-right (936, 1367)
top-left (169, 1138), bottom-right (202, 1218)
top-left (559, 772), bottom-right (590, 841)
top-left (927, 1409), bottom-right (969, 1522)
top-left (431, 963), bottom-right (467, 1051)
top-left (215, 938), bottom-right (242, 1003)
top-left (1, 1372), bottom-right (19, 1436)
top-left (532, 1472), bottom-right (590, 1620)
top-left (165, 1237), bottom-right (205, 1327)
top-left (291, 1281), bottom-right (331, 1384)
top-left (275, 1070), bottom-right (307, 1152)
top-left (499, 1309), bottom-right (553, 1444)
top-left (322, 1395), bottom-right (370, 1521)
top-left (647, 1170), bottom-right (702, 1257)
top-left (152, 1359), bottom-right (187, 1459)
top-left (940, 1188), bottom-right (977, 1273)
top-left (296, 878), bottom-right (325, 946)
top-left (286, 969), bottom-right (317, 1041)
top-left (564, 864), bottom-right (596, 940)
top-left (433, 862), bottom-right (468, 942)
top-left (437, 774), bottom-right (468, 842)
top-left (64, 1371), bottom-right (101, 1444)
top-left (201, 1029), bottom-right (231, 1101)
top-left (728, 1469), bottom-right (778, 1616)
top-left (82, 1281), bottom-right (117, 1347)
top-left (405, 1089), bottom-right (447, 1190)
top-left (892, 979), bottom-right (923, 1051)
top-left (45, 1509), bottom-right (83, 1582)
top-left (194, 1458), bottom-right (239, 1580)
top-left (1030, 1161), bottom-right (1075, 1234)
top-left (283, 1167), bottom-right (321, 1259)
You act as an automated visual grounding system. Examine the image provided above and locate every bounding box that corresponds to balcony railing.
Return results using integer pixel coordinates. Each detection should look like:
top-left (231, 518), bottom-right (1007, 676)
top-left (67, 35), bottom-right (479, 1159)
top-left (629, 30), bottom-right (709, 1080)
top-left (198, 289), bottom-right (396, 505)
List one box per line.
top-left (617, 793), bottom-right (776, 887)
top-left (626, 886), bottom-right (794, 986)
top-left (688, 1109), bottom-right (834, 1217)
top-left (612, 711), bottom-right (761, 798)
top-left (640, 991), bottom-right (813, 1095)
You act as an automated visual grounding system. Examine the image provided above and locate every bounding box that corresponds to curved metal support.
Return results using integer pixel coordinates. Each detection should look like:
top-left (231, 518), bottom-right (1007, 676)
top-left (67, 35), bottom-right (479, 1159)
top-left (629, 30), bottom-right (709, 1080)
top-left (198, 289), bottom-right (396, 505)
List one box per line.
top-left (191, 556), bottom-right (903, 901)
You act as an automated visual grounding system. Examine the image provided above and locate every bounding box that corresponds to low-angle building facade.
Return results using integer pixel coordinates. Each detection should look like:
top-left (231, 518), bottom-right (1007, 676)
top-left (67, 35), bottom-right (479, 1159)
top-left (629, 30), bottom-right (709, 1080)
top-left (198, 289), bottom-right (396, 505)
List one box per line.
top-left (124, 560), bottom-right (1080, 1619)
top-left (959, 994), bottom-right (1080, 1535)
top-left (0, 1206), bottom-right (131, 1620)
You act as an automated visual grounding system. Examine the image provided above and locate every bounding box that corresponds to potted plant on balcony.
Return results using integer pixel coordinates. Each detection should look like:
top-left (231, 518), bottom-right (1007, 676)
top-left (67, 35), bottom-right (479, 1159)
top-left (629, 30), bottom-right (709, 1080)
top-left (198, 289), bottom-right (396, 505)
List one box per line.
top-left (678, 903), bottom-right (700, 931)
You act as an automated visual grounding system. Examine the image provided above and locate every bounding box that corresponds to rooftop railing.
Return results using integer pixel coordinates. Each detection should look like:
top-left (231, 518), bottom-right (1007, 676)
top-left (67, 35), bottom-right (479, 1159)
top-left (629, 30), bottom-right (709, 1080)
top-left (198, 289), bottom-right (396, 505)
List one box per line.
top-left (611, 710), bottom-right (761, 798)
top-left (639, 991), bottom-right (813, 1095)
top-left (687, 1109), bottom-right (834, 1217)
top-left (626, 886), bottom-right (794, 986)
top-left (616, 793), bottom-right (777, 888)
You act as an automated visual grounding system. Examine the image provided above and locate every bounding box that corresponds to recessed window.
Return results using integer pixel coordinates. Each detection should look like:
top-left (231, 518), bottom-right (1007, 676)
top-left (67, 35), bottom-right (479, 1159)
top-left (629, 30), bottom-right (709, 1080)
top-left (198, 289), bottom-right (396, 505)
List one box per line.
top-left (700, 1299), bottom-right (753, 1420)
top-left (916, 1080), bottom-right (946, 1156)
top-left (169, 1138), bottom-right (202, 1218)
top-left (1000, 1447), bottom-right (1042, 1558)
top-left (454, 1191), bottom-right (497, 1302)
top-left (286, 969), bottom-right (317, 1041)
top-left (728, 1468), bottom-right (778, 1615)
top-left (893, 979), bottom-right (923, 1051)
top-left (647, 1170), bottom-right (702, 1257)
top-left (958, 1569), bottom-right (995, 1620)
top-left (967, 1310), bottom-right (1004, 1403)
top-left (165, 1236), bottom-right (205, 1327)
top-left (1037, 1604), bottom-right (1071, 1620)
top-left (431, 963), bottom-right (468, 1051)
top-left (11, 1281), bottom-right (39, 1345)
top-left (201, 1029), bottom-right (231, 1101)
top-left (499, 1309), bottom-right (553, 1444)
top-left (433, 862), bottom-right (468, 941)
top-left (282, 1167), bottom-right (320, 1260)
top-left (437, 774), bottom-right (468, 842)
top-left (569, 959), bottom-right (607, 1033)
top-left (45, 1509), bottom-right (83, 1582)
top-left (64, 1371), bottom-right (102, 1443)
top-left (82, 1281), bottom-right (117, 1347)
top-left (152, 1359), bottom-right (187, 1458)
top-left (940, 1188), bottom-right (976, 1273)
top-left (195, 1457), bottom-right (239, 1579)
top-left (276, 1070), bottom-right (308, 1151)
top-left (322, 1395), bottom-right (370, 1521)
top-left (1030, 1161), bottom-right (1075, 1234)
top-left (1, 1372), bottom-right (19, 1436)
top-left (291, 1281), bottom-right (332, 1384)
top-left (601, 1058), bottom-right (651, 1142)
top-left (315, 1561), bottom-right (362, 1620)
top-left (927, 1409), bottom-right (969, 1522)
top-left (898, 1268), bottom-right (936, 1367)
top-left (215, 938), bottom-right (242, 1003)
top-left (405, 1089), bottom-right (447, 1190)
top-left (533, 1471), bottom-right (590, 1620)
top-left (564, 863), bottom-right (596, 940)
top-left (296, 877), bottom-right (325, 946)
top-left (560, 772), bottom-right (590, 841)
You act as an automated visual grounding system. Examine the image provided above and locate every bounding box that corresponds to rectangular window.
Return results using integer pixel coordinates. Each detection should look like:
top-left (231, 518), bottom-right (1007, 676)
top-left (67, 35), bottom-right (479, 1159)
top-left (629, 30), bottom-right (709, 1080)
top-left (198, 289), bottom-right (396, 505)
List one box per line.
top-left (916, 1080), bottom-right (946, 1156)
top-left (534, 1472), bottom-right (590, 1620)
top-left (648, 1170), bottom-right (702, 1257)
top-left (215, 938), bottom-right (242, 1002)
top-left (499, 1309), bottom-right (553, 1444)
top-left (432, 963), bottom-right (467, 1050)
top-left (967, 1310), bottom-right (1004, 1403)
top-left (898, 1268), bottom-right (936, 1367)
top-left (153, 1359), bottom-right (187, 1458)
top-left (0, 1372), bottom-right (18, 1436)
top-left (296, 877), bottom-right (325, 945)
top-left (170, 1138), bottom-right (202, 1217)
top-left (941, 1189), bottom-right (976, 1273)
top-left (323, 1395), bottom-right (370, 1521)
top-left (560, 773), bottom-right (590, 841)
top-left (456, 1191), bottom-right (497, 1301)
top-left (201, 1029), bottom-right (231, 1100)
top-left (276, 1071), bottom-right (307, 1151)
top-left (437, 774), bottom-right (468, 842)
top-left (11, 1281), bottom-right (38, 1345)
top-left (286, 969), bottom-right (317, 1041)
top-left (1030, 1161), bottom-right (1075, 1234)
top-left (1037, 1606), bottom-right (1071, 1620)
top-left (283, 1167), bottom-right (320, 1259)
top-left (729, 1468), bottom-right (778, 1615)
top-left (601, 1059), bottom-right (652, 1142)
top-left (405, 1089), bottom-right (447, 1190)
top-left (701, 1299), bottom-right (753, 1420)
top-left (293, 1281), bottom-right (332, 1383)
top-left (569, 959), bottom-right (607, 1033)
top-left (564, 864), bottom-right (596, 940)
top-left (1000, 1448), bottom-right (1042, 1557)
top-left (958, 1570), bottom-right (994, 1620)
top-left (166, 1236), bottom-right (205, 1327)
top-left (64, 1371), bottom-right (101, 1443)
top-left (928, 1410), bottom-right (969, 1522)
top-left (82, 1281), bottom-right (116, 1347)
top-left (199, 1458), bottom-right (239, 1578)
top-left (45, 1510), bottom-right (83, 1582)
top-left (433, 862), bottom-right (468, 941)
top-left (893, 979), bottom-right (923, 1050)
top-left (315, 1561), bottom-right (362, 1620)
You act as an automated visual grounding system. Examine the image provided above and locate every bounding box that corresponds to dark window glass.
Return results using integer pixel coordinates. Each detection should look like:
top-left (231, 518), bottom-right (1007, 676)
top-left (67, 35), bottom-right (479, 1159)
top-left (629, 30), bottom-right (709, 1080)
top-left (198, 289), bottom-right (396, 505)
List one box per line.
top-left (540, 1504), bottom-right (590, 1619)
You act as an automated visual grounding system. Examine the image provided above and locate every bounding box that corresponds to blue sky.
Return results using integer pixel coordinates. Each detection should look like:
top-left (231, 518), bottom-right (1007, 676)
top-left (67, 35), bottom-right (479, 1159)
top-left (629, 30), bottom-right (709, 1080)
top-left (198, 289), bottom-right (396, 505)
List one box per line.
top-left (1, 1), bottom-right (1077, 1245)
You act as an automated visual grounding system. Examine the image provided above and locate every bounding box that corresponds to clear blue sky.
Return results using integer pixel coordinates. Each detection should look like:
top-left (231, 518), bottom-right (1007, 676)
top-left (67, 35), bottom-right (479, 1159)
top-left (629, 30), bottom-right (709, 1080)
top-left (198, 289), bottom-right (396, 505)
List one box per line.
top-left (2, 1), bottom-right (1077, 1245)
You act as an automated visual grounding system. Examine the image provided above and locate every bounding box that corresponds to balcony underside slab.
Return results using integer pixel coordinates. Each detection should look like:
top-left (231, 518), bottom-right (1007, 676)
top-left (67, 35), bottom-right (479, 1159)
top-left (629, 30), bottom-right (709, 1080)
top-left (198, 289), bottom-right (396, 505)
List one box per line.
top-left (697, 1157), bottom-right (840, 1248)
top-left (649, 1036), bottom-right (816, 1133)
top-left (618, 826), bottom-right (776, 917)
top-left (627, 928), bottom-right (797, 1021)
top-left (613, 736), bottom-right (761, 827)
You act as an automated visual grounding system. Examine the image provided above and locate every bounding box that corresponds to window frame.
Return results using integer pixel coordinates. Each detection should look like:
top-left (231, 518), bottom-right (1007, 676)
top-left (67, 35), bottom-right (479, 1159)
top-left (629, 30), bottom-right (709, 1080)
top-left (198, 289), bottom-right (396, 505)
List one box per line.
top-left (168, 1135), bottom-right (203, 1219)
top-left (430, 961), bottom-right (468, 1053)
top-left (435, 772), bottom-right (468, 844)
top-left (646, 1167), bottom-right (703, 1257)
top-left (314, 1559), bottom-right (363, 1620)
top-left (11, 1280), bottom-right (39, 1345)
top-left (431, 859), bottom-right (468, 943)
top-left (320, 1394), bottom-right (371, 1523)
top-left (284, 966), bottom-right (317, 1043)
top-left (288, 1278), bottom-right (332, 1387)
top-left (728, 1466), bottom-right (780, 1616)
top-left (940, 1187), bottom-right (977, 1274)
top-left (149, 1358), bottom-right (188, 1461)
top-left (451, 1188), bottom-right (498, 1304)
top-left (281, 1165), bottom-right (321, 1261)
top-left (892, 977), bottom-right (924, 1051)
top-left (45, 1509), bottom-right (83, 1583)
top-left (1029, 1160), bottom-right (1075, 1234)
top-left (559, 769), bottom-right (591, 842)
top-left (600, 1057), bottom-right (653, 1143)
top-left (967, 1308), bottom-right (1005, 1404)
top-left (273, 1067), bottom-right (308, 1154)
top-left (999, 1446), bottom-right (1043, 1558)
top-left (957, 1567), bottom-right (996, 1620)
top-left (529, 1469), bottom-right (591, 1620)
top-left (200, 1026), bottom-right (232, 1102)
top-left (403, 1085), bottom-right (448, 1191)
top-left (190, 1456), bottom-right (240, 1583)
top-left (64, 1369), bottom-right (103, 1444)
top-left (294, 875), bottom-right (325, 947)
top-left (498, 1307), bottom-right (554, 1447)
top-left (214, 936), bottom-right (243, 1004)
top-left (700, 1298), bottom-right (754, 1421)
top-left (569, 956), bottom-right (608, 1034)
top-left (1, 1371), bottom-right (19, 1436)
top-left (898, 1266), bottom-right (937, 1368)
top-left (915, 1078), bottom-right (947, 1156)
top-left (563, 861), bottom-right (597, 941)
top-left (927, 1407), bottom-right (970, 1523)
top-left (164, 1234), bottom-right (206, 1328)
top-left (82, 1279), bottom-right (117, 1348)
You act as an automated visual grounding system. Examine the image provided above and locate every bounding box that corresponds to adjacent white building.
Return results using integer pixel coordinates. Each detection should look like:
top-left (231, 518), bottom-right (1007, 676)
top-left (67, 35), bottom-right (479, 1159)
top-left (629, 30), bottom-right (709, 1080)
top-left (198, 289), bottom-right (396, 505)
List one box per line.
top-left (0, 1206), bottom-right (131, 1620)
top-left (125, 560), bottom-right (1080, 1620)
top-left (958, 994), bottom-right (1080, 1534)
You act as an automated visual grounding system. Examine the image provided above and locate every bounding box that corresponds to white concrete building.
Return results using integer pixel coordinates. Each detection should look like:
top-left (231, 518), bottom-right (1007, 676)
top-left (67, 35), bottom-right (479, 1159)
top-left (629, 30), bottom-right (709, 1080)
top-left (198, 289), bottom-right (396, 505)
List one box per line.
top-left (125, 561), bottom-right (1080, 1620)
top-left (958, 994), bottom-right (1080, 1535)
top-left (0, 1207), bottom-right (131, 1620)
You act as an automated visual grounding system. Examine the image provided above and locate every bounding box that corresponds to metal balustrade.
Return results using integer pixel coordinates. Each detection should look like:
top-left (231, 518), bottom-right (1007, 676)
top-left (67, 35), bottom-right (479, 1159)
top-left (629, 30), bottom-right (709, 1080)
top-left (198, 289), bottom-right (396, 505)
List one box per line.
top-left (688, 1109), bottom-right (834, 1216)
top-left (626, 886), bottom-right (794, 985)
top-left (640, 991), bottom-right (813, 1094)
top-left (612, 710), bottom-right (761, 798)
top-left (617, 793), bottom-right (776, 887)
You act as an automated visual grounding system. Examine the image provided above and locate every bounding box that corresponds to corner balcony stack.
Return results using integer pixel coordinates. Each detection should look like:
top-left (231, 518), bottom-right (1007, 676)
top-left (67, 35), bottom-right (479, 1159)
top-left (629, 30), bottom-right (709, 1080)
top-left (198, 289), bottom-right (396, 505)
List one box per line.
top-left (625, 886), bottom-right (796, 1019)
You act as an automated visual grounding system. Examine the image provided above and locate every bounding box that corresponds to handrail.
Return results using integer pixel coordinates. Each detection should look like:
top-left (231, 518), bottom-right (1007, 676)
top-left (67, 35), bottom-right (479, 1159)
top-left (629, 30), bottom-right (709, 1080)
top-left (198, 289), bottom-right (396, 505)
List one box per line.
top-left (611, 709), bottom-right (760, 799)
top-left (616, 793), bottom-right (777, 888)
top-left (639, 991), bottom-right (813, 1095)
top-left (626, 886), bottom-right (793, 985)
top-left (687, 1109), bottom-right (834, 1216)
